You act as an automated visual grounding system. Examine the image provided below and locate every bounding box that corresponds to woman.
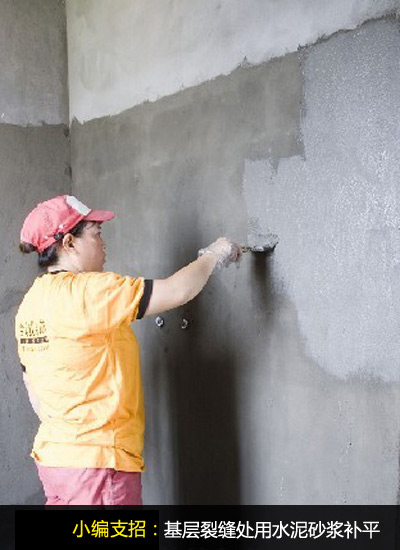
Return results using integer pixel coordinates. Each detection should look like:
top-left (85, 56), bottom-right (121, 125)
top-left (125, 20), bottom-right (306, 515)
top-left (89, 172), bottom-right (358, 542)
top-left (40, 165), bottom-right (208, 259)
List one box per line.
top-left (15, 194), bottom-right (241, 505)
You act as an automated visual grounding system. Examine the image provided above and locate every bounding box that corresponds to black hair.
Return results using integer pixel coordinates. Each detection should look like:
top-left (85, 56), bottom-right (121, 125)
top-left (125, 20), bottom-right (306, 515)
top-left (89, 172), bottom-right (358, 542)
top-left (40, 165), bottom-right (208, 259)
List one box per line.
top-left (19, 220), bottom-right (93, 269)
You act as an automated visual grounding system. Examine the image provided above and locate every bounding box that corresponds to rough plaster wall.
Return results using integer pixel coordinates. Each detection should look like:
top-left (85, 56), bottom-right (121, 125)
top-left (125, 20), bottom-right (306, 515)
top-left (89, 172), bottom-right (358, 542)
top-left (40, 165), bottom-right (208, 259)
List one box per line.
top-left (0, 0), bottom-right (68, 126)
top-left (0, 1), bottom-right (70, 504)
top-left (66, 0), bottom-right (397, 122)
top-left (70, 18), bottom-right (400, 504)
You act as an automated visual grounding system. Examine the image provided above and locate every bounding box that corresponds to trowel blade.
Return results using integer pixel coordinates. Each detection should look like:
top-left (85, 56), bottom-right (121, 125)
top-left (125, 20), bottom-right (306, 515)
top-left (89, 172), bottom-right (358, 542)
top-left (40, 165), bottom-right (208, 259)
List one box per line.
top-left (241, 234), bottom-right (279, 253)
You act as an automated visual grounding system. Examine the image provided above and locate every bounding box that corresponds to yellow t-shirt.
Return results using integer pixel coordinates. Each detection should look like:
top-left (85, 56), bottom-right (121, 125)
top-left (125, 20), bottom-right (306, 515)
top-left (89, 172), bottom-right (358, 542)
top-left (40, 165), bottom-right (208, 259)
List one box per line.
top-left (15, 270), bottom-right (149, 472)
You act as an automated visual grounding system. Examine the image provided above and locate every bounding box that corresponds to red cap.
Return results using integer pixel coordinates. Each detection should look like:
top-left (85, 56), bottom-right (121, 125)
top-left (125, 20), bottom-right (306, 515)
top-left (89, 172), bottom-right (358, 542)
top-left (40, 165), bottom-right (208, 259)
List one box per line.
top-left (20, 195), bottom-right (115, 253)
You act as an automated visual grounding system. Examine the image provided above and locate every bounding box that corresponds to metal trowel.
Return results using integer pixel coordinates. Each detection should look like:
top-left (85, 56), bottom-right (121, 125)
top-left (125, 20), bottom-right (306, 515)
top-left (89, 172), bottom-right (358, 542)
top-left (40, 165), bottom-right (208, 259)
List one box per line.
top-left (241, 233), bottom-right (279, 254)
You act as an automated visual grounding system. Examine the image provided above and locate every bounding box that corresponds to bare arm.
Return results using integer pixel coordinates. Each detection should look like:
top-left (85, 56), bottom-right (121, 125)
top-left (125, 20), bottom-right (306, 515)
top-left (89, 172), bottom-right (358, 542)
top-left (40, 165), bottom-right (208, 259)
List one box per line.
top-left (144, 253), bottom-right (217, 317)
top-left (144, 237), bottom-right (241, 317)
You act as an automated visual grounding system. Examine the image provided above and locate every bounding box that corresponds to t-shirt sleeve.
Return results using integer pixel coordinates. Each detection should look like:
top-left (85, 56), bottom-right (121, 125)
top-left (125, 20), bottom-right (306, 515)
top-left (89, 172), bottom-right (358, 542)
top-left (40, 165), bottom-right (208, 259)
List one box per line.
top-left (136, 279), bottom-right (153, 319)
top-left (82, 272), bottom-right (146, 332)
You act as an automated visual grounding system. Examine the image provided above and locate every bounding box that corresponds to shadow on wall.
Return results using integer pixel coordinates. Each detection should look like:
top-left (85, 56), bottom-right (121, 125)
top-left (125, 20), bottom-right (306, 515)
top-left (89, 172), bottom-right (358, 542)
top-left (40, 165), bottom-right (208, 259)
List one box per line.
top-left (171, 241), bottom-right (239, 505)
top-left (152, 233), bottom-right (277, 505)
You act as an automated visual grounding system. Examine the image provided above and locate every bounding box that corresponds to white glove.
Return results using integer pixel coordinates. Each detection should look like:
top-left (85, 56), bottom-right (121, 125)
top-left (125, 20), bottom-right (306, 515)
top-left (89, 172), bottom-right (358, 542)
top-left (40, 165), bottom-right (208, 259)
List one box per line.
top-left (198, 237), bottom-right (242, 270)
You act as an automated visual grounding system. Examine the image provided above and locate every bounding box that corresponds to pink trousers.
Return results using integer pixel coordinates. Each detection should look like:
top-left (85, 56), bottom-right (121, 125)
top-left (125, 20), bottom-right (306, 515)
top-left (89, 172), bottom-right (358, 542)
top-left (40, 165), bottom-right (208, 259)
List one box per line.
top-left (36, 463), bottom-right (142, 505)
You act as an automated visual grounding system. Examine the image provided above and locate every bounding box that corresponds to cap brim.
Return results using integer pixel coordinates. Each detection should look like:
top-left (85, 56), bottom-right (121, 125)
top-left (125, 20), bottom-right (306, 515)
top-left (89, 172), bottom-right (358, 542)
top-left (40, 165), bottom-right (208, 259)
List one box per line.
top-left (85, 210), bottom-right (115, 222)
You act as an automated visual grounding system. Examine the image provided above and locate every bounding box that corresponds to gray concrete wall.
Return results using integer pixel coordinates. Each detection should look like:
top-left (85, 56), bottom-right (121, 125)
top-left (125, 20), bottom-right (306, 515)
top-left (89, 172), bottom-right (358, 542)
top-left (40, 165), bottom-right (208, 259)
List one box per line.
top-left (0, 0), bottom-right (70, 504)
top-left (0, 0), bottom-right (68, 126)
top-left (69, 11), bottom-right (400, 503)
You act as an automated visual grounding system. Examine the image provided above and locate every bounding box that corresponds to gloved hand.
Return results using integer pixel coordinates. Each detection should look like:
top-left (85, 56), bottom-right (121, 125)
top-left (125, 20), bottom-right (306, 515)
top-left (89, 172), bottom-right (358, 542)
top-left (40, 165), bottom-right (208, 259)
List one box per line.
top-left (198, 237), bottom-right (242, 270)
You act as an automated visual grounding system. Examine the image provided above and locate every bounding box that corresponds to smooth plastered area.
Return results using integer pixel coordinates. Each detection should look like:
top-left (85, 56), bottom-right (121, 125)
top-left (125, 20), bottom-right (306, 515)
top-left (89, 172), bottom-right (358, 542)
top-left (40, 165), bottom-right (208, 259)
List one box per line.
top-left (243, 20), bottom-right (400, 382)
top-left (66, 0), bottom-right (397, 122)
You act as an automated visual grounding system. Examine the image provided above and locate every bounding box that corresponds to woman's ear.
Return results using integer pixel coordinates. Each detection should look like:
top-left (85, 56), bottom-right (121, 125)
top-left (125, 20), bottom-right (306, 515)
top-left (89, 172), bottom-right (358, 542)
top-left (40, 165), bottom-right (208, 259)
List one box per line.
top-left (62, 233), bottom-right (75, 251)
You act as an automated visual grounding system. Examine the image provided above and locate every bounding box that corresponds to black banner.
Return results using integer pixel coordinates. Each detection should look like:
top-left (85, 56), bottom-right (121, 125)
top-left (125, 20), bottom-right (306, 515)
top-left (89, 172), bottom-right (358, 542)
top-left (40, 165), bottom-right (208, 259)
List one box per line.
top-left (1, 505), bottom-right (399, 549)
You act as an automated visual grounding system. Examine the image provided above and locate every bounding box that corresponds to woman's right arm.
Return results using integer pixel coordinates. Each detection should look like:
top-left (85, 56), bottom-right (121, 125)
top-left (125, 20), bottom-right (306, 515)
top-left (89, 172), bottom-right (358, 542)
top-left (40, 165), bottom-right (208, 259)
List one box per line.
top-left (143, 237), bottom-right (241, 317)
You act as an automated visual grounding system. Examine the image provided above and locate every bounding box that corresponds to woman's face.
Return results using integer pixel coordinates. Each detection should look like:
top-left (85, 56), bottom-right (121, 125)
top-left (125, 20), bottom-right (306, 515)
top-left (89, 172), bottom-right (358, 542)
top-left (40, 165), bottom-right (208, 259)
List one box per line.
top-left (73, 222), bottom-right (106, 272)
